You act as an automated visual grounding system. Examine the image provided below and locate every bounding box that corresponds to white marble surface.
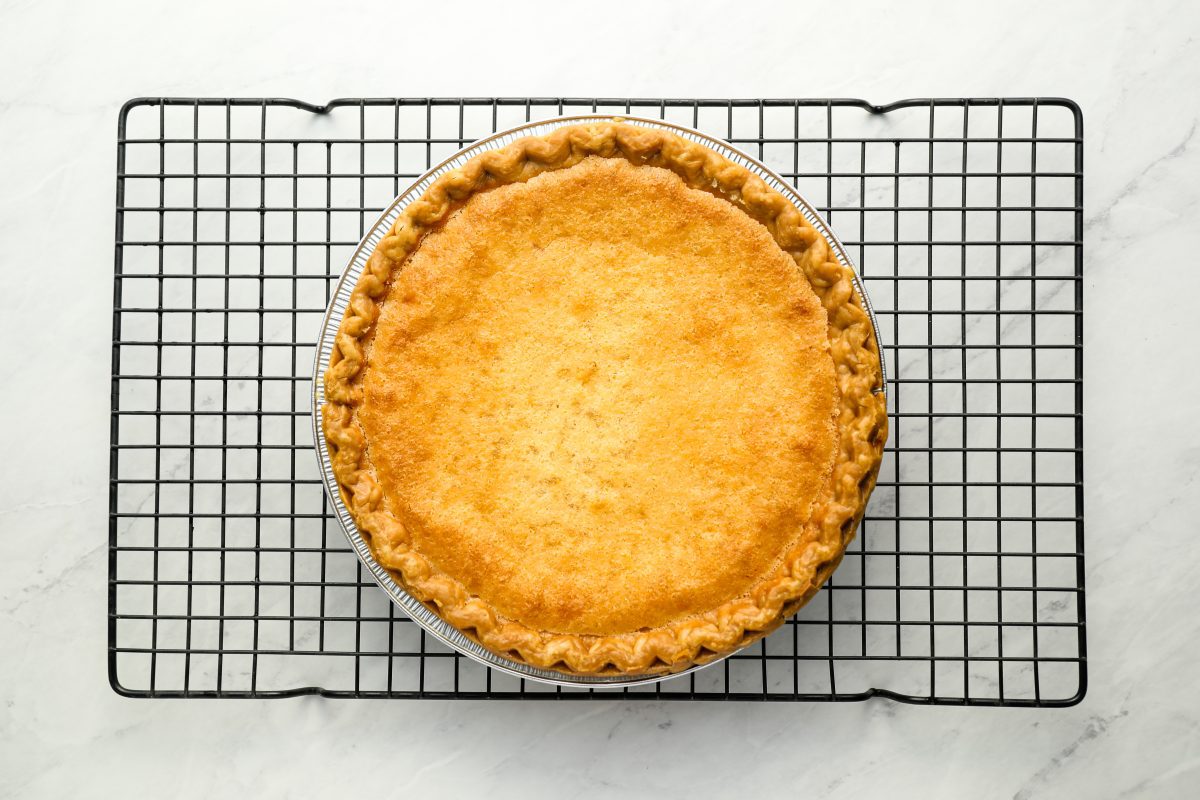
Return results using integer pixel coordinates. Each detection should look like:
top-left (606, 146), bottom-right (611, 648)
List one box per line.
top-left (3, 0), bottom-right (1200, 796)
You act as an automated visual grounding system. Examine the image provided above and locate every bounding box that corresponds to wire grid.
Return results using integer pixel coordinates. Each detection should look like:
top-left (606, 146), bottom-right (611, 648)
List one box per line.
top-left (109, 97), bottom-right (1085, 704)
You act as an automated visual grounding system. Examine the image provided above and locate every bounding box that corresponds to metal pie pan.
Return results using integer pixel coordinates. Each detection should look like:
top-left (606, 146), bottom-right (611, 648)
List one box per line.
top-left (311, 115), bottom-right (886, 689)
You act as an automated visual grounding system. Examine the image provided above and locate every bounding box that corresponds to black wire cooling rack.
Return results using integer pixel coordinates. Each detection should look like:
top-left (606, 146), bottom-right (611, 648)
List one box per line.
top-left (109, 97), bottom-right (1085, 704)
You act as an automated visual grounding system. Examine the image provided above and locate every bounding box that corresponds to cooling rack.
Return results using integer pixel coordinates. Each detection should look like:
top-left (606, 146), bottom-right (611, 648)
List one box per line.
top-left (109, 97), bottom-right (1085, 705)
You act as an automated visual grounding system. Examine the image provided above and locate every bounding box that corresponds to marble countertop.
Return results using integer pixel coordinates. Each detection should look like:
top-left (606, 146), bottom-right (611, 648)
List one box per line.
top-left (3, 0), bottom-right (1199, 796)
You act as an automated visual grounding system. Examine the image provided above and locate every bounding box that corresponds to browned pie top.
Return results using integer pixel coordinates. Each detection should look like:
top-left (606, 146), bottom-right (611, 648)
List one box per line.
top-left (357, 156), bottom-right (838, 636)
top-left (322, 121), bottom-right (887, 674)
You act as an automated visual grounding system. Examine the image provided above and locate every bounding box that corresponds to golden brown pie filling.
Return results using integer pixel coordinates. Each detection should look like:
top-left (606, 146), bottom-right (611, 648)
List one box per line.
top-left (323, 122), bottom-right (886, 675)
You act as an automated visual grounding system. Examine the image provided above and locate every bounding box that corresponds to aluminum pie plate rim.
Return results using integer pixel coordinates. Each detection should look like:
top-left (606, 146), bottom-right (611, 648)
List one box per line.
top-left (311, 114), bottom-right (886, 689)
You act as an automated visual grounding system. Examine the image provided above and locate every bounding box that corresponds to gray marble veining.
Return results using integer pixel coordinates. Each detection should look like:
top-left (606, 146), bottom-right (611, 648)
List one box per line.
top-left (3, 0), bottom-right (1200, 797)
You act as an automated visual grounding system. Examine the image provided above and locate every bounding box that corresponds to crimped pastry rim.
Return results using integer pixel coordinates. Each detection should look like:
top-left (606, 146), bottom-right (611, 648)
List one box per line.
top-left (313, 115), bottom-right (887, 685)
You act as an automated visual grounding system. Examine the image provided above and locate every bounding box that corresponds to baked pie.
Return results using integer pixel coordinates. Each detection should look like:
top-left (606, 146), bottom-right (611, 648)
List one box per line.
top-left (322, 121), bottom-right (887, 675)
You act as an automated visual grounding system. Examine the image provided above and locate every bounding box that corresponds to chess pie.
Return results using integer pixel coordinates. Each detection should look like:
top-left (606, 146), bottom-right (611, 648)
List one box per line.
top-left (322, 121), bottom-right (887, 675)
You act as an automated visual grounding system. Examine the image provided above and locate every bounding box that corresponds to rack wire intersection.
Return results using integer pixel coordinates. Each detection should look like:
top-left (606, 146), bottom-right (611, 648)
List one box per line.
top-left (109, 97), bottom-right (1085, 704)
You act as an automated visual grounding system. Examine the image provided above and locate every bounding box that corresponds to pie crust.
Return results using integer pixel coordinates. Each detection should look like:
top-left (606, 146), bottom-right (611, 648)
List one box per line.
top-left (322, 121), bottom-right (887, 675)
